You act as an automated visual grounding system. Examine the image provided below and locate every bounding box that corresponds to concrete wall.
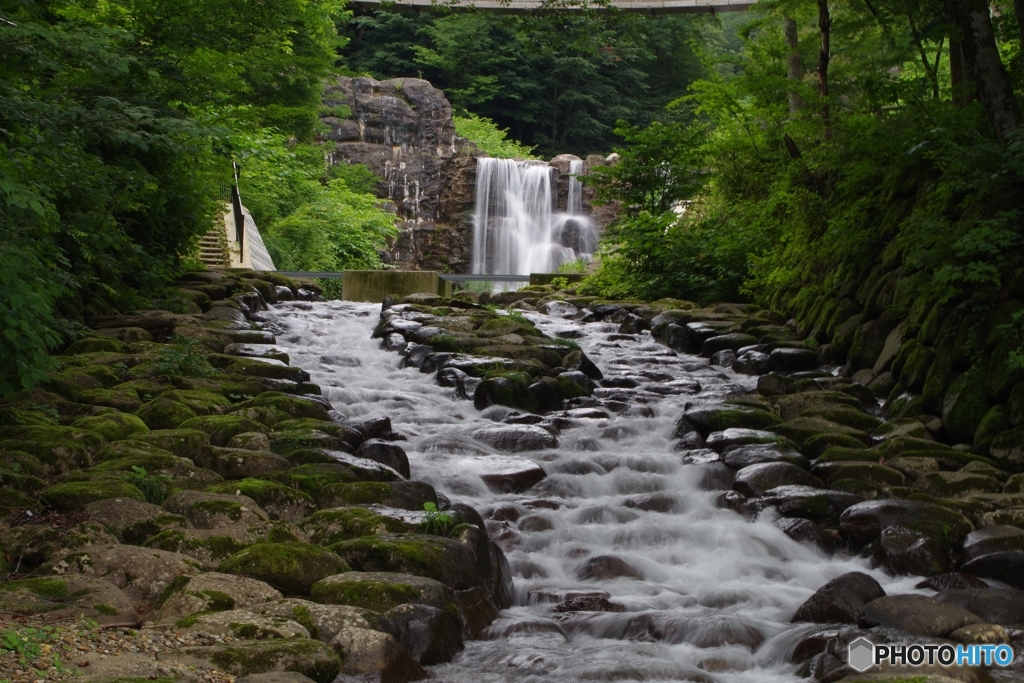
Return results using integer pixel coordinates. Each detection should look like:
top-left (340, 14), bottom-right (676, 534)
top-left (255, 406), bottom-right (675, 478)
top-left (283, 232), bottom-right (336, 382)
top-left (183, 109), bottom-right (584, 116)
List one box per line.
top-left (342, 271), bottom-right (452, 303)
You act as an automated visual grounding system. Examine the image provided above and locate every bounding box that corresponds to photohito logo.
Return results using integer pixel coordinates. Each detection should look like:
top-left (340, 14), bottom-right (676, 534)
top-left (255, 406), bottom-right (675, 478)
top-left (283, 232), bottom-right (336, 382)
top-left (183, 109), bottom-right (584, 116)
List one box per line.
top-left (848, 638), bottom-right (1015, 672)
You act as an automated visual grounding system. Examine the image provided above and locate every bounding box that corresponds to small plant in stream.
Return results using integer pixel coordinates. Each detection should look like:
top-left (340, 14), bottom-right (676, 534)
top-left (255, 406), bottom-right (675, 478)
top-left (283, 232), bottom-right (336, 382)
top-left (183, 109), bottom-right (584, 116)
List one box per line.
top-left (125, 466), bottom-right (173, 504)
top-left (152, 336), bottom-right (214, 380)
top-left (419, 502), bottom-right (457, 536)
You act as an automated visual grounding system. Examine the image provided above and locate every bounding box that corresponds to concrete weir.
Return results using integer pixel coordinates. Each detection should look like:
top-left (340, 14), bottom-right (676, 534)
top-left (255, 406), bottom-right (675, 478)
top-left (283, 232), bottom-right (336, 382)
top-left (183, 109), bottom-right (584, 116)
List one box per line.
top-left (342, 270), bottom-right (453, 303)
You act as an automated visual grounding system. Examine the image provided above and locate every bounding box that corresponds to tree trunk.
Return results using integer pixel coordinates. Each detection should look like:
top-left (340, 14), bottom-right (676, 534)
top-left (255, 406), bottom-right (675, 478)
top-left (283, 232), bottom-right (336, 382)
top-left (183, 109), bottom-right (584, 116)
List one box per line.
top-left (1015, 0), bottom-right (1024, 55)
top-left (816, 0), bottom-right (832, 136)
top-left (949, 38), bottom-right (972, 106)
top-left (949, 0), bottom-right (1022, 141)
top-left (785, 16), bottom-right (804, 113)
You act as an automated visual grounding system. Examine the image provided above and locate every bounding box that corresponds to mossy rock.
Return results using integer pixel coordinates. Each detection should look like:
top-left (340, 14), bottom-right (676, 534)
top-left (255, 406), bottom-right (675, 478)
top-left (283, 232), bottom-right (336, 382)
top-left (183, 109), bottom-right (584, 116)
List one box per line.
top-left (942, 370), bottom-right (990, 444)
top-left (194, 446), bottom-right (291, 480)
top-left (300, 507), bottom-right (414, 546)
top-left (72, 412), bottom-right (149, 441)
top-left (165, 639), bottom-right (341, 683)
top-left (144, 529), bottom-right (253, 567)
top-left (922, 340), bottom-right (956, 414)
top-left (0, 449), bottom-right (46, 477)
top-left (812, 461), bottom-right (906, 487)
top-left (704, 407), bottom-right (781, 432)
top-left (990, 426), bottom-right (1024, 471)
top-left (159, 389), bottom-right (233, 416)
top-left (0, 425), bottom-right (107, 476)
top-left (812, 447), bottom-right (884, 466)
top-left (0, 463), bottom-right (46, 493)
top-left (0, 520), bottom-right (118, 569)
top-left (77, 388), bottom-right (143, 413)
top-left (231, 393), bottom-right (332, 422)
top-left (803, 433), bottom-right (870, 458)
top-left (266, 464), bottom-right (361, 499)
top-left (205, 479), bottom-right (316, 523)
top-left (114, 379), bottom-right (172, 403)
top-left (180, 415), bottom-right (271, 446)
top-left (128, 428), bottom-right (210, 459)
top-left (218, 542), bottom-right (350, 595)
top-left (328, 534), bottom-right (477, 590)
top-left (41, 480), bottom-right (145, 510)
top-left (1009, 382), bottom-right (1024, 427)
top-left (316, 482), bottom-right (392, 508)
top-left (163, 490), bottom-right (269, 529)
top-left (773, 391), bottom-right (862, 421)
top-left (229, 406), bottom-right (294, 428)
top-left (913, 471), bottom-right (1003, 497)
top-left (310, 571), bottom-right (456, 617)
top-left (42, 368), bottom-right (104, 400)
top-left (267, 430), bottom-right (352, 458)
top-left (136, 398), bottom-right (199, 430)
top-left (0, 489), bottom-right (41, 515)
top-left (973, 406), bottom-right (1010, 457)
top-left (872, 437), bottom-right (954, 458)
top-left (772, 417), bottom-right (872, 450)
top-left (874, 419), bottom-right (928, 441)
top-left (900, 343), bottom-right (934, 392)
top-left (63, 337), bottom-right (131, 355)
top-left (799, 406), bottom-right (881, 433)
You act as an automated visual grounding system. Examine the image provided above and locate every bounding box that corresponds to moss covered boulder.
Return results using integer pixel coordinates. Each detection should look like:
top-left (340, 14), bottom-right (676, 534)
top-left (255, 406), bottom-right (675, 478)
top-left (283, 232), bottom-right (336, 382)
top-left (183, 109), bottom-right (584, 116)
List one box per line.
top-left (267, 464), bottom-right (361, 499)
top-left (84, 497), bottom-right (190, 544)
top-left (0, 575), bottom-right (137, 622)
top-left (329, 534), bottom-right (478, 591)
top-left (144, 527), bottom-right (257, 568)
top-left (77, 388), bottom-right (144, 413)
top-left (181, 414), bottom-right (271, 446)
top-left (0, 425), bottom-right (107, 476)
top-left (771, 417), bottom-right (872, 450)
top-left (0, 520), bottom-right (119, 569)
top-left (839, 499), bottom-right (974, 550)
top-left (42, 368), bottom-right (103, 400)
top-left (72, 412), bottom-right (149, 441)
top-left (206, 478), bottom-right (316, 522)
top-left (156, 389), bottom-right (231, 416)
top-left (218, 542), bottom-right (350, 596)
top-left (251, 598), bottom-right (379, 644)
top-left (231, 392), bottom-right (333, 422)
top-left (41, 480), bottom-right (145, 510)
top-left (39, 543), bottom-right (200, 604)
top-left (990, 426), bottom-right (1024, 470)
top-left (310, 571), bottom-right (456, 617)
top-left (317, 481), bottom-right (436, 511)
top-left (774, 391), bottom-right (863, 421)
top-left (128, 428), bottom-right (210, 458)
top-left (151, 571), bottom-right (282, 622)
top-left (942, 370), bottom-right (991, 444)
top-left (301, 507), bottom-right (415, 546)
top-left (194, 445), bottom-right (292, 480)
top-left (914, 471), bottom-right (1003, 498)
top-left (163, 490), bottom-right (269, 529)
top-left (812, 461), bottom-right (906, 488)
top-left (136, 397), bottom-right (199, 430)
top-left (158, 639), bottom-right (341, 683)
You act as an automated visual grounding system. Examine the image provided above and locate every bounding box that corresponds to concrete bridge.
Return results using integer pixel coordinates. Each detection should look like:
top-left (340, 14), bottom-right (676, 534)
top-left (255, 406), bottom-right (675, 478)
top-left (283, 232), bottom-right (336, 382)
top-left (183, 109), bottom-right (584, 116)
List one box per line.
top-left (349, 0), bottom-right (753, 14)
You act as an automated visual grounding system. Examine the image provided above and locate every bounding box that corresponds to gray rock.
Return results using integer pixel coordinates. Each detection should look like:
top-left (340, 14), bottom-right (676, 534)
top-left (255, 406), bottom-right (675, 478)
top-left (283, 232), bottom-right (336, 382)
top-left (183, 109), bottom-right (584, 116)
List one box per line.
top-left (250, 599), bottom-right (379, 644)
top-left (872, 526), bottom-right (951, 576)
top-left (936, 588), bottom-right (1024, 625)
top-left (158, 639), bottom-right (341, 683)
top-left (733, 462), bottom-right (823, 497)
top-left (702, 333), bottom-right (758, 357)
top-left (329, 627), bottom-right (428, 682)
top-left (961, 551), bottom-right (1024, 588)
top-left (379, 603), bottom-right (464, 665)
top-left (163, 490), bottom-right (269, 529)
top-left (791, 572), bottom-right (885, 624)
top-left (962, 525), bottom-right (1024, 562)
top-left (721, 444), bottom-right (808, 469)
top-left (857, 594), bottom-right (982, 637)
top-left (768, 347), bottom-right (818, 372)
top-left (178, 609), bottom-right (310, 640)
top-left (467, 424), bottom-right (558, 452)
top-left (153, 571), bottom-right (283, 622)
top-left (84, 497), bottom-right (191, 545)
top-left (357, 439), bottom-right (411, 479)
top-left (774, 517), bottom-right (834, 552)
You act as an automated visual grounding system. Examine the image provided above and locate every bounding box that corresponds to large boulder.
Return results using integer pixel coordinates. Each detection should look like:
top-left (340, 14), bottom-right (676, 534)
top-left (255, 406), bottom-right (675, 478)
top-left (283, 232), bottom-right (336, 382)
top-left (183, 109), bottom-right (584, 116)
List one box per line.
top-left (159, 639), bottom-right (341, 683)
top-left (330, 534), bottom-right (478, 590)
top-left (732, 462), bottom-right (823, 497)
top-left (163, 490), bottom-right (269, 529)
top-left (41, 543), bottom-right (199, 604)
top-left (857, 594), bottom-right (982, 637)
top-left (300, 507), bottom-right (414, 546)
top-left (84, 497), bottom-right (191, 545)
top-left (177, 609), bottom-right (311, 640)
top-left (839, 499), bottom-right (974, 549)
top-left (250, 598), bottom-right (380, 643)
top-left (205, 479), bottom-right (317, 523)
top-left (791, 572), bottom-right (885, 624)
top-left (0, 519), bottom-right (119, 569)
top-left (218, 542), bottom-right (351, 596)
top-left (378, 603), bottom-right (463, 665)
top-left (0, 575), bottom-right (137, 623)
top-left (329, 627), bottom-right (428, 683)
top-left (152, 571), bottom-right (283, 622)
top-left (467, 424), bottom-right (557, 452)
top-left (310, 572), bottom-right (456, 615)
top-left (936, 588), bottom-right (1024, 625)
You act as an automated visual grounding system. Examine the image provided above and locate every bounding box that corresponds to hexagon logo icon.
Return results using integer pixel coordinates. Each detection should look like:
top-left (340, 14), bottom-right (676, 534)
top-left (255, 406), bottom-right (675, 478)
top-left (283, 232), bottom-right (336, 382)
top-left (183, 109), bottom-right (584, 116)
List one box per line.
top-left (848, 637), bottom-right (875, 672)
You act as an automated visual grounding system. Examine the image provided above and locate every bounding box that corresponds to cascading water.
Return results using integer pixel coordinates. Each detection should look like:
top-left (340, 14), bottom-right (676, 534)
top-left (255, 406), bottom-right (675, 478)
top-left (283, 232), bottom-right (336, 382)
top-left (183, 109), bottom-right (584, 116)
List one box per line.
top-left (267, 300), bottom-right (921, 683)
top-left (471, 158), bottom-right (598, 277)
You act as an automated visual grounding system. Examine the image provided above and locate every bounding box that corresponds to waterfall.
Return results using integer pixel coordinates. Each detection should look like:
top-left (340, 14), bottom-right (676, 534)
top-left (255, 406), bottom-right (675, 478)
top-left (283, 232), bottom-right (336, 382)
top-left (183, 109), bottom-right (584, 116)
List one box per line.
top-left (472, 158), bottom-right (598, 276)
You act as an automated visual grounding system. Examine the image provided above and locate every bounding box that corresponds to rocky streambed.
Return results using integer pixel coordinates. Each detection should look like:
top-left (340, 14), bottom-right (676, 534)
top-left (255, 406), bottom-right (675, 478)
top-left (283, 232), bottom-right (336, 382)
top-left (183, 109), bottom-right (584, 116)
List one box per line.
top-left (2, 273), bottom-right (1024, 683)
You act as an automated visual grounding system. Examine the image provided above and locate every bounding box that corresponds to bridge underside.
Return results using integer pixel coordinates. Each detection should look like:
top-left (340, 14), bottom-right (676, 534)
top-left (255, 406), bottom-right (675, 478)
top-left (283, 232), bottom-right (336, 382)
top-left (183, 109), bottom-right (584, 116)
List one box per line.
top-left (350, 0), bottom-right (753, 14)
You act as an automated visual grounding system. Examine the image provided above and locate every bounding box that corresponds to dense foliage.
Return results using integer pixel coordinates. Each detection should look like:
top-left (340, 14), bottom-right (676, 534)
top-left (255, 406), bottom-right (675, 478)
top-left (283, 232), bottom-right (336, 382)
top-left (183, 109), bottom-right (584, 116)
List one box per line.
top-left (0, 0), bottom-right (394, 395)
top-left (454, 114), bottom-right (537, 159)
top-left (581, 0), bottom-right (1024, 318)
top-left (341, 4), bottom-right (710, 157)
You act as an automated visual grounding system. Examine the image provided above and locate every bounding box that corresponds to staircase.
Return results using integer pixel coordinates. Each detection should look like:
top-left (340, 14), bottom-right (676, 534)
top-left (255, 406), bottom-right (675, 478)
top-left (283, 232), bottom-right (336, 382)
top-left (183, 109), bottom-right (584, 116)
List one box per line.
top-left (196, 226), bottom-right (230, 268)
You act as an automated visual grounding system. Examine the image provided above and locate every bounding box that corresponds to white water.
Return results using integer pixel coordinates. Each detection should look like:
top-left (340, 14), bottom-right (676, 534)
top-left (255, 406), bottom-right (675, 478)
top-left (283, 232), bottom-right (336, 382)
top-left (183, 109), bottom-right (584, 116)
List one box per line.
top-left (471, 158), bottom-right (598, 277)
top-left (267, 301), bottom-right (921, 682)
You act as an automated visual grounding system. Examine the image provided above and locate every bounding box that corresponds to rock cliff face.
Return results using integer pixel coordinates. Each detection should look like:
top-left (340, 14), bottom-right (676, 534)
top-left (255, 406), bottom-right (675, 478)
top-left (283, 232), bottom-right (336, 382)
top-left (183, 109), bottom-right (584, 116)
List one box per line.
top-left (320, 75), bottom-right (482, 272)
top-left (320, 75), bottom-right (616, 273)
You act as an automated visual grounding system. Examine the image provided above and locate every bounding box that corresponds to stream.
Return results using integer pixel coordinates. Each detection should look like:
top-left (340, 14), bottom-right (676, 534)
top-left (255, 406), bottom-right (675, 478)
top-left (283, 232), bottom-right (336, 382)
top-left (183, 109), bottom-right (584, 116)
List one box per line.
top-left (265, 300), bottom-right (921, 683)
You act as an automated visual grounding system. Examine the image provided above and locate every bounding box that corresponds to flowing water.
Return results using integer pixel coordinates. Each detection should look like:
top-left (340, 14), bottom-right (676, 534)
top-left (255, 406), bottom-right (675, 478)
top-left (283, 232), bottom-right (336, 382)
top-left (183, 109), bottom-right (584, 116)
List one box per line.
top-left (471, 158), bottom-right (598, 277)
top-left (268, 300), bottom-right (921, 683)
